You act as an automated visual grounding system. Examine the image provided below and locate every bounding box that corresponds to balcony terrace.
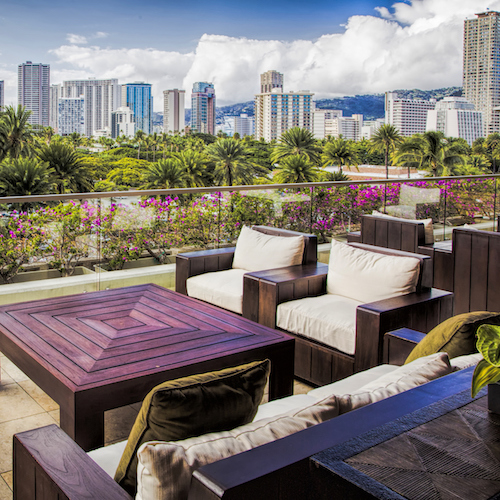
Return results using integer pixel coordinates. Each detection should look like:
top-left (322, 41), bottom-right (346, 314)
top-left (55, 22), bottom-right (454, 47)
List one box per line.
top-left (0, 175), bottom-right (498, 499)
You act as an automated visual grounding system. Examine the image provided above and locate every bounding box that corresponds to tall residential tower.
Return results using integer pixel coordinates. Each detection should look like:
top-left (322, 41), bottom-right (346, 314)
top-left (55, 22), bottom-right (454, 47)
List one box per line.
top-left (122, 82), bottom-right (153, 135)
top-left (163, 89), bottom-right (185, 134)
top-left (260, 70), bottom-right (284, 93)
top-left (0, 81), bottom-right (4, 109)
top-left (464, 11), bottom-right (500, 135)
top-left (18, 61), bottom-right (50, 127)
top-left (191, 82), bottom-right (216, 135)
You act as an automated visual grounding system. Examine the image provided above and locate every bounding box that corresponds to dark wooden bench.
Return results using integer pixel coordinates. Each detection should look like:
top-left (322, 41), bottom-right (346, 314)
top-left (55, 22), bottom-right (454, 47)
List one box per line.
top-left (13, 367), bottom-right (476, 500)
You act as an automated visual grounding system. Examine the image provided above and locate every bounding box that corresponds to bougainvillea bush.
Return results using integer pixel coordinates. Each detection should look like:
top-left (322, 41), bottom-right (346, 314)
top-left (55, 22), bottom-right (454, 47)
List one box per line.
top-left (0, 177), bottom-right (496, 282)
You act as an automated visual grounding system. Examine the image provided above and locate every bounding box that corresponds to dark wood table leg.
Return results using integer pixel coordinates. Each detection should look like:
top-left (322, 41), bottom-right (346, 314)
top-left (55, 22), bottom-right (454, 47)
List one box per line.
top-left (267, 341), bottom-right (294, 400)
top-left (60, 399), bottom-right (105, 452)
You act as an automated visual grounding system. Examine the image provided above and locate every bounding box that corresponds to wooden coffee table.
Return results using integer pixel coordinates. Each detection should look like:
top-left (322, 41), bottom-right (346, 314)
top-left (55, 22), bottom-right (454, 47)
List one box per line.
top-left (0, 284), bottom-right (294, 451)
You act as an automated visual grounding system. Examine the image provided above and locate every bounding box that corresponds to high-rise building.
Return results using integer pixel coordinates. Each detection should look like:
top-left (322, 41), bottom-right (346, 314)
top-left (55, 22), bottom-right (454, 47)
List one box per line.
top-left (191, 82), bottom-right (216, 134)
top-left (0, 80), bottom-right (4, 109)
top-left (111, 106), bottom-right (135, 138)
top-left (222, 114), bottom-right (255, 137)
top-left (18, 61), bottom-right (50, 127)
top-left (122, 82), bottom-right (153, 135)
top-left (62, 78), bottom-right (120, 137)
top-left (254, 89), bottom-right (314, 142)
top-left (49, 84), bottom-right (62, 132)
top-left (58, 96), bottom-right (85, 136)
top-left (260, 70), bottom-right (284, 93)
top-left (464, 11), bottom-right (500, 135)
top-left (385, 92), bottom-right (436, 136)
top-left (163, 89), bottom-right (185, 134)
top-left (426, 97), bottom-right (483, 145)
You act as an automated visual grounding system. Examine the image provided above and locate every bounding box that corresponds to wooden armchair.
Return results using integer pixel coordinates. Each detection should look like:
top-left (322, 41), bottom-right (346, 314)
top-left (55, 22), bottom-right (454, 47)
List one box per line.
top-left (347, 214), bottom-right (454, 291)
top-left (254, 242), bottom-right (453, 386)
top-left (175, 226), bottom-right (319, 322)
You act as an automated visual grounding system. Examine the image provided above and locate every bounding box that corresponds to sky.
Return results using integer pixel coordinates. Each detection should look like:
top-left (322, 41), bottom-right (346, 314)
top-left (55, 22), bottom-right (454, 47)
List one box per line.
top-left (2, 0), bottom-right (500, 110)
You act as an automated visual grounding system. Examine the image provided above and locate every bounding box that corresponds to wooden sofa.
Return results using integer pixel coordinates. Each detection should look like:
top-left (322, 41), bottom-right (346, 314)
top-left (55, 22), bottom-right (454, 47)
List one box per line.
top-left (13, 348), bottom-right (479, 500)
top-left (253, 242), bottom-right (453, 386)
top-left (175, 226), bottom-right (320, 323)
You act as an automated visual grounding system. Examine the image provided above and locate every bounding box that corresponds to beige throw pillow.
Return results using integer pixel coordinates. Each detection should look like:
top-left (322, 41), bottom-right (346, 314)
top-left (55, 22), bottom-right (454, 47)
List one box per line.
top-left (135, 393), bottom-right (339, 500)
top-left (326, 239), bottom-right (421, 304)
top-left (232, 226), bottom-right (305, 272)
top-left (338, 352), bottom-right (451, 414)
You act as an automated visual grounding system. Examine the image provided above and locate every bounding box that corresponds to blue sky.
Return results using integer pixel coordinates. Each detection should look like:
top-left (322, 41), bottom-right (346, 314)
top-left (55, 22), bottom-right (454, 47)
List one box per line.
top-left (1, 0), bottom-right (498, 108)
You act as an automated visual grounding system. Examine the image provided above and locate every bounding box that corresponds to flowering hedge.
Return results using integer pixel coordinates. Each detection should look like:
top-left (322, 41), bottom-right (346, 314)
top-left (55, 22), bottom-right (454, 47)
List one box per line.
top-left (0, 178), bottom-right (496, 282)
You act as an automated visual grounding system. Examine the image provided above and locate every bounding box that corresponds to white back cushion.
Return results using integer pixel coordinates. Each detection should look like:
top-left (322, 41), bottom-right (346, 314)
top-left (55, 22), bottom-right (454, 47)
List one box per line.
top-left (371, 211), bottom-right (434, 245)
top-left (135, 394), bottom-right (338, 500)
top-left (327, 239), bottom-right (421, 304)
top-left (232, 226), bottom-right (305, 272)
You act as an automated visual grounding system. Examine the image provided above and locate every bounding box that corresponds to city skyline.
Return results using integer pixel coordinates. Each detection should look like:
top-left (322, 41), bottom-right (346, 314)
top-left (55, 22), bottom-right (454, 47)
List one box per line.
top-left (1, 0), bottom-right (500, 111)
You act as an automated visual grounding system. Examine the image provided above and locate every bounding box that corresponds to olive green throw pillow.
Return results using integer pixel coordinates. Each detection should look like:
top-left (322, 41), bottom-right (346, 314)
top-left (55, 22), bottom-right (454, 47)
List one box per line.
top-left (405, 311), bottom-right (500, 364)
top-left (115, 359), bottom-right (270, 496)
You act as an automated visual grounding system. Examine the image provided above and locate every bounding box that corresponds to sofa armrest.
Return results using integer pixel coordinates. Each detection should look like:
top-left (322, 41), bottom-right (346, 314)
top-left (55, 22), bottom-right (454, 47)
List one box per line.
top-left (175, 247), bottom-right (235, 295)
top-left (383, 328), bottom-right (426, 365)
top-left (354, 288), bottom-right (453, 373)
top-left (346, 231), bottom-right (361, 243)
top-left (245, 263), bottom-right (328, 328)
top-left (13, 424), bottom-right (131, 500)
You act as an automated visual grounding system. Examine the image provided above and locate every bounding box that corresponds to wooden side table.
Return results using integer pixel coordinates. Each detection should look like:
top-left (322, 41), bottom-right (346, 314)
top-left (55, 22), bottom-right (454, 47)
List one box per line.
top-left (311, 390), bottom-right (500, 499)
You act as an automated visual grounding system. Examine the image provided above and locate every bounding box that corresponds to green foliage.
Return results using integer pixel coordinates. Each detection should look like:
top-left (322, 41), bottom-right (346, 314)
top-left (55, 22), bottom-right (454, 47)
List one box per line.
top-left (370, 124), bottom-right (403, 178)
top-left (322, 137), bottom-right (359, 174)
top-left (142, 158), bottom-right (187, 190)
top-left (271, 128), bottom-right (322, 165)
top-left (273, 155), bottom-right (320, 183)
top-left (0, 105), bottom-right (34, 160)
top-left (472, 324), bottom-right (500, 397)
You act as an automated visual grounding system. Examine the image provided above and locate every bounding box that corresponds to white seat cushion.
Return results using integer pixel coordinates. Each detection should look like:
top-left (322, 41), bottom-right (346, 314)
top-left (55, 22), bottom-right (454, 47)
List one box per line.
top-left (277, 294), bottom-right (361, 355)
top-left (88, 440), bottom-right (127, 478)
top-left (186, 269), bottom-right (246, 314)
top-left (327, 239), bottom-right (420, 304)
top-left (232, 226), bottom-right (305, 272)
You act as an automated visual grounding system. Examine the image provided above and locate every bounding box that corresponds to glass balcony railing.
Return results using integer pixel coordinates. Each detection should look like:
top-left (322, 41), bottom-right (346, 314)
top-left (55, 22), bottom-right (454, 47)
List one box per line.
top-left (0, 174), bottom-right (498, 299)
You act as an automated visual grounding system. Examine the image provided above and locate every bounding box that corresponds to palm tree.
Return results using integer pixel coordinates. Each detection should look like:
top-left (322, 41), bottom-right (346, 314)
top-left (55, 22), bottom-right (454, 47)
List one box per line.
top-left (370, 124), bottom-right (403, 179)
top-left (205, 138), bottom-right (266, 186)
top-left (395, 131), bottom-right (466, 177)
top-left (322, 137), bottom-right (359, 174)
top-left (173, 149), bottom-right (209, 187)
top-left (141, 158), bottom-right (187, 190)
top-left (68, 132), bottom-right (83, 151)
top-left (134, 130), bottom-right (145, 159)
top-left (271, 127), bottom-right (321, 165)
top-left (0, 158), bottom-right (54, 210)
top-left (485, 133), bottom-right (500, 173)
top-left (273, 155), bottom-right (320, 184)
top-left (0, 105), bottom-right (33, 160)
top-left (37, 142), bottom-right (93, 193)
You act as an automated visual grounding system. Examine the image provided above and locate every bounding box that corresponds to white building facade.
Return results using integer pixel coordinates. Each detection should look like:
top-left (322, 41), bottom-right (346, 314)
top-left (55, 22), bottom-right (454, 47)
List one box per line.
top-left (313, 109), bottom-right (363, 141)
top-left (62, 78), bottom-right (121, 137)
top-left (111, 106), bottom-right (135, 138)
top-left (58, 96), bottom-right (85, 136)
top-left (254, 89), bottom-right (313, 142)
top-left (223, 114), bottom-right (254, 137)
top-left (49, 84), bottom-right (62, 132)
top-left (426, 97), bottom-right (483, 145)
top-left (163, 89), bottom-right (185, 134)
top-left (385, 92), bottom-right (436, 136)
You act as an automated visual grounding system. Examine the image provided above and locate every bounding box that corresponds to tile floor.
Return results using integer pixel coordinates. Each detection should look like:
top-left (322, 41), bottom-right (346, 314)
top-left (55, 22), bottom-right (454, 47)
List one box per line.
top-left (0, 351), bottom-right (312, 499)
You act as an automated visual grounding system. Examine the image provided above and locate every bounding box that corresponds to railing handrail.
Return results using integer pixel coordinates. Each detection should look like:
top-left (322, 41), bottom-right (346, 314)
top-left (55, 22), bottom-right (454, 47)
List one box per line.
top-left (0, 174), bottom-right (498, 204)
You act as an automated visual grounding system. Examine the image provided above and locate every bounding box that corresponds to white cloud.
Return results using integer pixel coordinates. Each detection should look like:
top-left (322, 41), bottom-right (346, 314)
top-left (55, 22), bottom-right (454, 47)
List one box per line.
top-left (66, 33), bottom-right (88, 44)
top-left (50, 0), bottom-right (500, 109)
top-left (94, 32), bottom-right (108, 39)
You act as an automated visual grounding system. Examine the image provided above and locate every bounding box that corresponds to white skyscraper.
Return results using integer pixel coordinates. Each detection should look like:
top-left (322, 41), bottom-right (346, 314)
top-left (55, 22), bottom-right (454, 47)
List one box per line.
top-left (62, 78), bottom-right (121, 136)
top-left (385, 92), bottom-right (436, 136)
top-left (313, 109), bottom-right (363, 141)
top-left (464, 11), bottom-right (500, 135)
top-left (18, 61), bottom-right (50, 127)
top-left (255, 89), bottom-right (314, 142)
top-left (426, 97), bottom-right (483, 145)
top-left (260, 70), bottom-right (284, 93)
top-left (163, 89), bottom-right (185, 134)
top-left (58, 96), bottom-right (85, 136)
top-left (50, 84), bottom-right (62, 132)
